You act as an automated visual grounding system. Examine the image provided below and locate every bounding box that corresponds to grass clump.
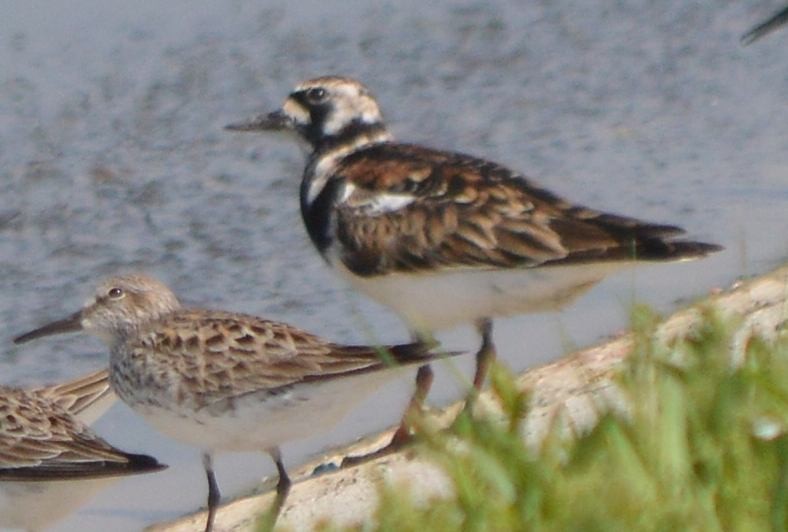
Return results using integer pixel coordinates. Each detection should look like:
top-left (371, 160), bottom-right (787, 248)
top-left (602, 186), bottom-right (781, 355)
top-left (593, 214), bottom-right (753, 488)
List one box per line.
top-left (335, 308), bottom-right (788, 531)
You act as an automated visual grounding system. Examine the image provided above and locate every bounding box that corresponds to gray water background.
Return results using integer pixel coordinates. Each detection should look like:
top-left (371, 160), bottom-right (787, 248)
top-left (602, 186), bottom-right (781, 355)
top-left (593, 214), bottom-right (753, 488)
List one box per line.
top-left (0, 0), bottom-right (786, 529)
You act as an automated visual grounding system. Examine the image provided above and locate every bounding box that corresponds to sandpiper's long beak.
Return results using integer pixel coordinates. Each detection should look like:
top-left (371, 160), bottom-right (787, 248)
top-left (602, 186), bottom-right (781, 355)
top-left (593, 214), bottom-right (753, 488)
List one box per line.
top-left (224, 110), bottom-right (293, 132)
top-left (14, 311), bottom-right (83, 344)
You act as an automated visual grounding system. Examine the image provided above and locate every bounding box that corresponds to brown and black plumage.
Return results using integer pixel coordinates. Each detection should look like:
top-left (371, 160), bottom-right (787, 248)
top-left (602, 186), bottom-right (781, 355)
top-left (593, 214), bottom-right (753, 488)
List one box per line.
top-left (0, 385), bottom-right (162, 481)
top-left (226, 75), bottom-right (721, 462)
top-left (0, 379), bottom-right (165, 531)
top-left (329, 142), bottom-right (718, 276)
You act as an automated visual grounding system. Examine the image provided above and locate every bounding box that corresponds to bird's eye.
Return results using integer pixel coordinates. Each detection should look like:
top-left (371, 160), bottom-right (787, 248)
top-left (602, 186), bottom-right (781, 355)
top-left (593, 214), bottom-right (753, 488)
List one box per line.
top-left (107, 287), bottom-right (124, 299)
top-left (305, 87), bottom-right (327, 104)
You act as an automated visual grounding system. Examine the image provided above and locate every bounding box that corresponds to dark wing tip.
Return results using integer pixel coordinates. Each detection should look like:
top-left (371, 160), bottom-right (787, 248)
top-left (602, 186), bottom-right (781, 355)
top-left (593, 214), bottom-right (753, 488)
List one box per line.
top-left (123, 452), bottom-right (169, 474)
top-left (544, 238), bottom-right (722, 266)
top-left (669, 240), bottom-right (723, 258)
top-left (741, 5), bottom-right (788, 45)
top-left (386, 342), bottom-right (464, 365)
top-left (631, 239), bottom-right (723, 262)
top-left (740, 31), bottom-right (759, 46)
top-left (681, 241), bottom-right (724, 256)
top-left (0, 453), bottom-right (167, 481)
top-left (589, 213), bottom-right (686, 239)
top-left (13, 331), bottom-right (36, 344)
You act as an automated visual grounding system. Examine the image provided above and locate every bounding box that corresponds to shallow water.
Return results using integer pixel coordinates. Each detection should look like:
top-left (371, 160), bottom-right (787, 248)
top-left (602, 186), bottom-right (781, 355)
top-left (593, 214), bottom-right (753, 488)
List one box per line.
top-left (0, 0), bottom-right (786, 530)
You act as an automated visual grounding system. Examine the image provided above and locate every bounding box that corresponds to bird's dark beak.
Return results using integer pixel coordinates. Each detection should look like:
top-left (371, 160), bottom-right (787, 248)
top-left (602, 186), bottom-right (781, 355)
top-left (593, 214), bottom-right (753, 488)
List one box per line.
top-left (224, 110), bottom-right (293, 132)
top-left (14, 311), bottom-right (83, 344)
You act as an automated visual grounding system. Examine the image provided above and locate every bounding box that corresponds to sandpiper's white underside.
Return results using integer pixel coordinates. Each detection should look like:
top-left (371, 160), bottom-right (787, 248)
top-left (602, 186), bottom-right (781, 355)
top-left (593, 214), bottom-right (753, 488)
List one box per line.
top-left (126, 365), bottom-right (414, 453)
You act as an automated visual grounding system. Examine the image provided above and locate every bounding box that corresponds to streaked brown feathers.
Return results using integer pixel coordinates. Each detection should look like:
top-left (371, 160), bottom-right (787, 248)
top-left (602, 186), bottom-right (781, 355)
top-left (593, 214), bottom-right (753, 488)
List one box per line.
top-left (333, 143), bottom-right (719, 276)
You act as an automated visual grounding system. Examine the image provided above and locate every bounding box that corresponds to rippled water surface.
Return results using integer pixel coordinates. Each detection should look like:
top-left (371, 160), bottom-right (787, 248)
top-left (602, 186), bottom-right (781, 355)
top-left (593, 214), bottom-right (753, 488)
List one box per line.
top-left (0, 0), bottom-right (786, 529)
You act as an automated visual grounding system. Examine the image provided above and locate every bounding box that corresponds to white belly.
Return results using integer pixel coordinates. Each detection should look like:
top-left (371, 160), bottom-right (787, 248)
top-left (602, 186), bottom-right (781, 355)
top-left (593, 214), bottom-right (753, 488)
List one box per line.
top-left (128, 367), bottom-right (409, 453)
top-left (335, 262), bottom-right (628, 331)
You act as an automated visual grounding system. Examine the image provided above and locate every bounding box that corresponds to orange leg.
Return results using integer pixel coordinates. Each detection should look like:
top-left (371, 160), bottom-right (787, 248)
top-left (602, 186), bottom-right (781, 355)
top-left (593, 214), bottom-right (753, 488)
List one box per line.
top-left (341, 364), bottom-right (434, 467)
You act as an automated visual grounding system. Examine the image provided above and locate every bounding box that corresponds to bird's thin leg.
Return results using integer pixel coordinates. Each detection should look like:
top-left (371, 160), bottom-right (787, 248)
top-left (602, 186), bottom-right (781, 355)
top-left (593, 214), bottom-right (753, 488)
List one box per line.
top-left (463, 318), bottom-right (495, 414)
top-left (272, 447), bottom-right (291, 515)
top-left (391, 363), bottom-right (434, 445)
top-left (202, 453), bottom-right (220, 532)
top-left (473, 318), bottom-right (495, 390)
top-left (341, 332), bottom-right (435, 468)
top-left (258, 447), bottom-right (291, 532)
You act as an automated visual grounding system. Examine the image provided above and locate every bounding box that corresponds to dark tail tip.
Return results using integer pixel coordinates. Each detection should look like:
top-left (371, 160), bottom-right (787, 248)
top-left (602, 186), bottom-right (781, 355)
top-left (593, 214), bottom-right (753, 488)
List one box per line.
top-left (388, 341), bottom-right (464, 364)
top-left (124, 452), bottom-right (168, 473)
top-left (671, 240), bottom-right (723, 258)
top-left (634, 239), bottom-right (723, 262)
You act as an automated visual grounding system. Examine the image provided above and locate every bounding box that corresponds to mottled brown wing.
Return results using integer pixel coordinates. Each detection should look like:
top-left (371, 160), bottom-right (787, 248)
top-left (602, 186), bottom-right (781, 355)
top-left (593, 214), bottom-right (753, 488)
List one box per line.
top-left (136, 310), bottom-right (436, 403)
top-left (332, 143), bottom-right (699, 276)
top-left (0, 388), bottom-right (161, 479)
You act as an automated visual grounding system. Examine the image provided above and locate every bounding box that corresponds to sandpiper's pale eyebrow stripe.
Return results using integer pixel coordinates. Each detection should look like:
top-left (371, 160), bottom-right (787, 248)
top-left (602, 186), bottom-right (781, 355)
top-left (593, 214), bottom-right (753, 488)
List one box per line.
top-left (13, 273), bottom-right (460, 531)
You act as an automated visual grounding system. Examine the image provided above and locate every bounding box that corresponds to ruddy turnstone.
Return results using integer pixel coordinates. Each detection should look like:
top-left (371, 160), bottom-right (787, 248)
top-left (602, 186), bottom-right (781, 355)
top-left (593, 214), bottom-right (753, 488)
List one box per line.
top-left (742, 4), bottom-right (788, 44)
top-left (225, 75), bottom-right (722, 442)
top-left (14, 274), bottom-right (459, 532)
top-left (0, 373), bottom-right (164, 531)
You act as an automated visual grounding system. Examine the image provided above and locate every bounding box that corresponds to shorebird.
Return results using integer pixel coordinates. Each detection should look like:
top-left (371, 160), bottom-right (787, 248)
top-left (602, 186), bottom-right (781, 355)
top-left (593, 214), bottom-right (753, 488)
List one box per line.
top-left (741, 4), bottom-right (788, 45)
top-left (0, 372), bottom-right (163, 531)
top-left (225, 75), bottom-right (722, 456)
top-left (14, 274), bottom-right (459, 531)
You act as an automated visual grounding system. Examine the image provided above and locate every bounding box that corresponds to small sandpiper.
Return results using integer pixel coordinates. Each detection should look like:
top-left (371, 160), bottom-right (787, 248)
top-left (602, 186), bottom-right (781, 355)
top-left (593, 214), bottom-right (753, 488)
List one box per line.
top-left (14, 273), bottom-right (459, 531)
top-left (225, 75), bottom-right (722, 457)
top-left (0, 372), bottom-right (164, 531)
